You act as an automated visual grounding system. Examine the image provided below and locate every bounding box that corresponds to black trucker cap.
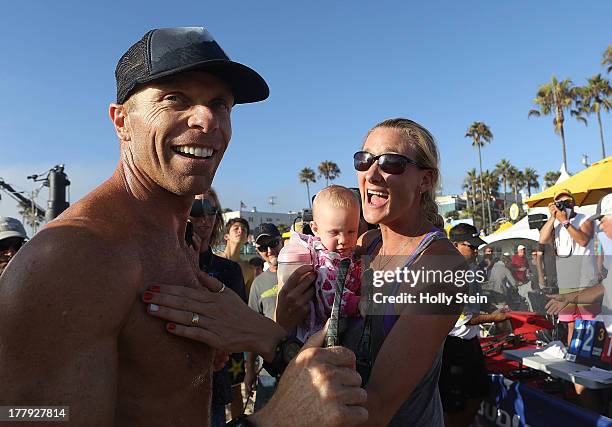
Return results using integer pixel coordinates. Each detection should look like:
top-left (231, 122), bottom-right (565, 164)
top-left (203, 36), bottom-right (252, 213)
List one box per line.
top-left (115, 27), bottom-right (269, 104)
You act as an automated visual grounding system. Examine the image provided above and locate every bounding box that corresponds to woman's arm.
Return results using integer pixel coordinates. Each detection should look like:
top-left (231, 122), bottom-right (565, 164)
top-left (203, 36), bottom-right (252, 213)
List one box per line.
top-left (362, 314), bottom-right (457, 426)
top-left (358, 240), bottom-right (462, 426)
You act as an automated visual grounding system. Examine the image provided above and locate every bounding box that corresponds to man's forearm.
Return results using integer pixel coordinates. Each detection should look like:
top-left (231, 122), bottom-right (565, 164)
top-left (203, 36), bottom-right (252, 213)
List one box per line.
top-left (468, 313), bottom-right (506, 324)
top-left (536, 253), bottom-right (545, 284)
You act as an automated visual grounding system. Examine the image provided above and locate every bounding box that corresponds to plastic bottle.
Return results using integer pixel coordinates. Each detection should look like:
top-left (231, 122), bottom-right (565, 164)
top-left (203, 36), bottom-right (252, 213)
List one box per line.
top-left (277, 234), bottom-right (313, 288)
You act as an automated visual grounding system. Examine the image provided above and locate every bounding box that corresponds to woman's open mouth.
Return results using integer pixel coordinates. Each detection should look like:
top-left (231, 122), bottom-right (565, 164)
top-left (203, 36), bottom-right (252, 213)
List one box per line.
top-left (367, 189), bottom-right (389, 208)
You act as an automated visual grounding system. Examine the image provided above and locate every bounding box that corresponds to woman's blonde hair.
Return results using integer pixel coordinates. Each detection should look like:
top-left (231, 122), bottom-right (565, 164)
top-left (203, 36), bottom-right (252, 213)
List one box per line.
top-left (201, 187), bottom-right (225, 247)
top-left (365, 118), bottom-right (444, 229)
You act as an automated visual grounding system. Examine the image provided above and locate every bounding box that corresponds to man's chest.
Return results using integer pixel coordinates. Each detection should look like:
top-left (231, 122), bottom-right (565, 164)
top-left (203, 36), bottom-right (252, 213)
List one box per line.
top-left (117, 241), bottom-right (213, 392)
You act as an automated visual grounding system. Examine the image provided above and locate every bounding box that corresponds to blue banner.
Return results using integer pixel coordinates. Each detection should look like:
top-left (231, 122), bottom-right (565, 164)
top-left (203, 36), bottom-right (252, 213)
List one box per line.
top-left (473, 374), bottom-right (612, 427)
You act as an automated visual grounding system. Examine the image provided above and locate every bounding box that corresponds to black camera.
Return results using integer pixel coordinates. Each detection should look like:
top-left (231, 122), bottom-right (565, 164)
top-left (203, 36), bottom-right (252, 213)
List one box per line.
top-left (555, 200), bottom-right (574, 210)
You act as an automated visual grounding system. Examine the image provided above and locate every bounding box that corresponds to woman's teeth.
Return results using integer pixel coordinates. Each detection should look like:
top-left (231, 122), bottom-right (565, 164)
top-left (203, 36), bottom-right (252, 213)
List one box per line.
top-left (173, 146), bottom-right (213, 159)
top-left (367, 189), bottom-right (389, 206)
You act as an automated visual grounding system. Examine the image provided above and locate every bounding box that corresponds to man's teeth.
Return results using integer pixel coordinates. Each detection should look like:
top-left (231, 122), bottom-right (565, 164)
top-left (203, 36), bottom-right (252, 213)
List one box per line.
top-left (367, 190), bottom-right (388, 197)
top-left (174, 146), bottom-right (213, 158)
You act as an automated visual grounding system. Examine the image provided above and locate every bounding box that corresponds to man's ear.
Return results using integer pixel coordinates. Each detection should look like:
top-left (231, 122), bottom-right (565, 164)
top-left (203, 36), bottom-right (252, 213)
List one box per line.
top-left (224, 233), bottom-right (229, 242)
top-left (109, 103), bottom-right (131, 142)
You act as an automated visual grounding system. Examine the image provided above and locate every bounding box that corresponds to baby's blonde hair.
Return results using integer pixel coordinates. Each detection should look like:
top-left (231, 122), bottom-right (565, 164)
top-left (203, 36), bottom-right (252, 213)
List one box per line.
top-left (312, 185), bottom-right (359, 221)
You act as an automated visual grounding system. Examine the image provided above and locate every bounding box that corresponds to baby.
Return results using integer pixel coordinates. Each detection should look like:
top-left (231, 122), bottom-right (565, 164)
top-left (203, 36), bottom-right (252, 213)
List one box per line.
top-left (283, 185), bottom-right (362, 341)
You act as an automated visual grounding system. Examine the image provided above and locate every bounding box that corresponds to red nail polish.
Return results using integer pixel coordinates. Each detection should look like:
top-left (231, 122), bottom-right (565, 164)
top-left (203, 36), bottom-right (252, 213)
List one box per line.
top-left (150, 285), bottom-right (161, 293)
top-left (143, 292), bottom-right (153, 301)
top-left (167, 323), bottom-right (176, 331)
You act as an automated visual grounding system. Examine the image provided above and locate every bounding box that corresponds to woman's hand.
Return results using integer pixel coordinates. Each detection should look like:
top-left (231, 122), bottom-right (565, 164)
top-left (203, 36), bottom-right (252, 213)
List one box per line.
top-left (274, 265), bottom-right (317, 332)
top-left (545, 294), bottom-right (570, 315)
top-left (143, 284), bottom-right (286, 357)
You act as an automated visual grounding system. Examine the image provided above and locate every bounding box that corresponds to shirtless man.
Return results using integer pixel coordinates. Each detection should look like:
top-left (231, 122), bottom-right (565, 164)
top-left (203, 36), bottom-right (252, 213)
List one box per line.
top-left (0, 27), bottom-right (366, 427)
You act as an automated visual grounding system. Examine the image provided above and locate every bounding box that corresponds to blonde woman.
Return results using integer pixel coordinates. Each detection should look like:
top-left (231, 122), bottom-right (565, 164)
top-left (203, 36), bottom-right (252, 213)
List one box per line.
top-left (344, 118), bottom-right (464, 426)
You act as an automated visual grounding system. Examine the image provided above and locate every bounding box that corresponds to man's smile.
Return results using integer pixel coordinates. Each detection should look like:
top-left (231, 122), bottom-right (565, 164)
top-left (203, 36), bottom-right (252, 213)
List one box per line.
top-left (172, 145), bottom-right (214, 160)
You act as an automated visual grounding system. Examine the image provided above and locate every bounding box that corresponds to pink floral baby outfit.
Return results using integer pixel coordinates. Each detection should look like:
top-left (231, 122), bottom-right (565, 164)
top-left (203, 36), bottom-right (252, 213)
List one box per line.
top-left (291, 232), bottom-right (362, 342)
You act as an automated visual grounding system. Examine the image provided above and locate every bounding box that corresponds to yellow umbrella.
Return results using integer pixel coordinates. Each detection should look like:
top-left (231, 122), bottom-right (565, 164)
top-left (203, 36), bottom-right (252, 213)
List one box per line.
top-left (525, 156), bottom-right (612, 207)
top-left (493, 221), bottom-right (513, 234)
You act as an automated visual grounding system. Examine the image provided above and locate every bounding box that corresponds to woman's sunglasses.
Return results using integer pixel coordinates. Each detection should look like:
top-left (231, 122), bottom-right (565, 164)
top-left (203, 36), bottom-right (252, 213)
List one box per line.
top-left (190, 199), bottom-right (219, 217)
top-left (353, 151), bottom-right (424, 175)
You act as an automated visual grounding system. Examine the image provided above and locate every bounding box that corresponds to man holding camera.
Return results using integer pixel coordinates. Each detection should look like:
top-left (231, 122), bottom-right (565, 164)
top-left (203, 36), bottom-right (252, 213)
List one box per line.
top-left (539, 189), bottom-right (598, 326)
top-left (539, 189), bottom-right (598, 407)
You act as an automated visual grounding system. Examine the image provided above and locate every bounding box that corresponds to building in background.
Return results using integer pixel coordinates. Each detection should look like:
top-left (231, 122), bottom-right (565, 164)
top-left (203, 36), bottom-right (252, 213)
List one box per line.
top-left (222, 209), bottom-right (300, 238)
top-left (436, 194), bottom-right (468, 218)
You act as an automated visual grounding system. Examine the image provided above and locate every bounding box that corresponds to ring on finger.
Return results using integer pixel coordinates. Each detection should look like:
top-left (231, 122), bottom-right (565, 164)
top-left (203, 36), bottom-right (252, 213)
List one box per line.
top-left (191, 312), bottom-right (200, 326)
top-left (216, 283), bottom-right (226, 293)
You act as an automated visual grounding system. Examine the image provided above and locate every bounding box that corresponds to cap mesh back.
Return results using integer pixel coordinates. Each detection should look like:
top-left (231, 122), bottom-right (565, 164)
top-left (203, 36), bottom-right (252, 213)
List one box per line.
top-left (115, 31), bottom-right (152, 103)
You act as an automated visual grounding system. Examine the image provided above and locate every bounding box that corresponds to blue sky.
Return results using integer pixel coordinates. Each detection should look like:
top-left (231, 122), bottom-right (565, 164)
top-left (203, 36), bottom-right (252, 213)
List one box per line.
top-left (1, 1), bottom-right (611, 229)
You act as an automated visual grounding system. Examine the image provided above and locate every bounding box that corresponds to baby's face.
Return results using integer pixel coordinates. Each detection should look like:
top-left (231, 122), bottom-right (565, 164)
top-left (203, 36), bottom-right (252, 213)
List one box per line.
top-left (311, 203), bottom-right (360, 257)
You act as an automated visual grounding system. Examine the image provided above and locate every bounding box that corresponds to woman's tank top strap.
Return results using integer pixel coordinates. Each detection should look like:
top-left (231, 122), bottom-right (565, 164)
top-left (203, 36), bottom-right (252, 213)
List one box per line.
top-left (365, 229), bottom-right (446, 258)
top-left (365, 234), bottom-right (383, 256)
top-left (402, 229), bottom-right (447, 270)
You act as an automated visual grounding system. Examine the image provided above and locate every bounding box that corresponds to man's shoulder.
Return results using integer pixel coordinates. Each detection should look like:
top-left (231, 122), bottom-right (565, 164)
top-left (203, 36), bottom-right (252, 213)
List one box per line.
top-left (0, 217), bottom-right (141, 338)
top-left (251, 271), bottom-right (277, 291)
top-left (2, 218), bottom-right (141, 297)
top-left (30, 217), bottom-right (137, 261)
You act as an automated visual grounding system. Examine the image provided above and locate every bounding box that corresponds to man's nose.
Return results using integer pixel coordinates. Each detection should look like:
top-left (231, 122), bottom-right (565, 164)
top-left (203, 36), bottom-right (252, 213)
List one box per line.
top-left (187, 105), bottom-right (219, 133)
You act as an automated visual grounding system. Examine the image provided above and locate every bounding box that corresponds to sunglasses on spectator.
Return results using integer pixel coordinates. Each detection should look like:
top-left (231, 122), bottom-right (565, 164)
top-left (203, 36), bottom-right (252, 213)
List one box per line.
top-left (0, 239), bottom-right (24, 252)
top-left (353, 151), bottom-right (424, 175)
top-left (190, 199), bottom-right (219, 217)
top-left (459, 242), bottom-right (479, 250)
top-left (256, 238), bottom-right (281, 252)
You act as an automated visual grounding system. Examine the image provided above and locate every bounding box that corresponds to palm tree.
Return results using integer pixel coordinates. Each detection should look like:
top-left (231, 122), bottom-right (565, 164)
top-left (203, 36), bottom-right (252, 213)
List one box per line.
top-left (507, 166), bottom-right (525, 205)
top-left (298, 167), bottom-right (317, 208)
top-left (495, 159), bottom-right (512, 213)
top-left (528, 76), bottom-right (584, 172)
top-left (523, 167), bottom-right (540, 198)
top-left (577, 74), bottom-right (612, 158)
top-left (318, 161), bottom-right (341, 186)
top-left (17, 202), bottom-right (42, 233)
top-left (544, 171), bottom-right (561, 188)
top-left (603, 44), bottom-right (612, 74)
top-left (481, 170), bottom-right (499, 229)
top-left (465, 121), bottom-right (493, 231)
top-left (464, 169), bottom-right (478, 216)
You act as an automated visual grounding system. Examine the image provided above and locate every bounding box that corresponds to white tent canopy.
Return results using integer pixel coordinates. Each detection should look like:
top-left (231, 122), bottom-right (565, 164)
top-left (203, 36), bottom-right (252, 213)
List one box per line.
top-left (483, 215), bottom-right (539, 244)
